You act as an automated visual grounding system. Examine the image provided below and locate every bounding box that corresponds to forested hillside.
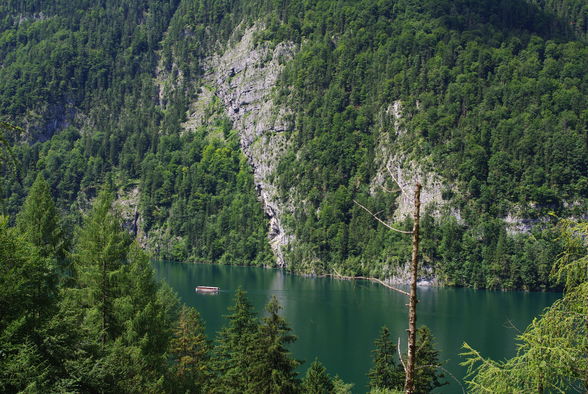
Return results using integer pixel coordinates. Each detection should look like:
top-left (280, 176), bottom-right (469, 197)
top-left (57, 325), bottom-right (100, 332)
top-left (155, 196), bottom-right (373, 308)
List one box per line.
top-left (1, 0), bottom-right (587, 290)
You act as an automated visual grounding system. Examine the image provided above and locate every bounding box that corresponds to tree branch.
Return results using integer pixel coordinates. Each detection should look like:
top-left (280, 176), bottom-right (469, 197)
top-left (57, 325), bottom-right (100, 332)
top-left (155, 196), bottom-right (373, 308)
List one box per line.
top-left (330, 268), bottom-right (410, 297)
top-left (398, 337), bottom-right (407, 374)
top-left (353, 199), bottom-right (412, 234)
top-left (386, 164), bottom-right (408, 195)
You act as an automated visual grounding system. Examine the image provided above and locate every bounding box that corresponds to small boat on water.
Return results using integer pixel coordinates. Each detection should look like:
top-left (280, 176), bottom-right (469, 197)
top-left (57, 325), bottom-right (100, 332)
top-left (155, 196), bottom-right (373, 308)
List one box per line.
top-left (195, 286), bottom-right (220, 294)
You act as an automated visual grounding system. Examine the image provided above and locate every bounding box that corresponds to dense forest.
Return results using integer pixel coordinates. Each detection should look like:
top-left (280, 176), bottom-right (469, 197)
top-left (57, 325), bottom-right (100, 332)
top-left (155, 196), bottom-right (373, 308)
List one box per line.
top-left (0, 174), bottom-right (447, 392)
top-left (1, 0), bottom-right (587, 391)
top-left (1, 168), bottom-right (586, 392)
top-left (0, 1), bottom-right (586, 290)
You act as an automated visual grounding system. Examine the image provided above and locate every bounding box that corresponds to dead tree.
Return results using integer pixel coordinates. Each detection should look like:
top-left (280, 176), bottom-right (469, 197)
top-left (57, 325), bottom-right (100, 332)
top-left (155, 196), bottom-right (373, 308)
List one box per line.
top-left (405, 183), bottom-right (421, 393)
top-left (354, 180), bottom-right (422, 394)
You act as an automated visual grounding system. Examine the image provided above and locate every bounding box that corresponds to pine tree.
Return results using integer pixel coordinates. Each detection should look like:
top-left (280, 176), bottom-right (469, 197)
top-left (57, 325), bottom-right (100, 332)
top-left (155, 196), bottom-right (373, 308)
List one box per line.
top-left (248, 296), bottom-right (301, 394)
top-left (170, 304), bottom-right (211, 393)
top-left (303, 359), bottom-right (334, 394)
top-left (211, 288), bottom-right (259, 392)
top-left (368, 326), bottom-right (403, 391)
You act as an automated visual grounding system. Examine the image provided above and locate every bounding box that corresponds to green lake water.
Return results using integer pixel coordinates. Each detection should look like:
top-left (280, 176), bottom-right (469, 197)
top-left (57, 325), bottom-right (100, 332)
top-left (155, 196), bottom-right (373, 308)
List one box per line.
top-left (153, 261), bottom-right (560, 393)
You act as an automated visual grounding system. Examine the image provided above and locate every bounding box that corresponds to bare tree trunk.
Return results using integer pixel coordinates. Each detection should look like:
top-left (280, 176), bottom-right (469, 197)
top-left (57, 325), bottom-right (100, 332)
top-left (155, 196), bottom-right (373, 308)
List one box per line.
top-left (405, 183), bottom-right (421, 394)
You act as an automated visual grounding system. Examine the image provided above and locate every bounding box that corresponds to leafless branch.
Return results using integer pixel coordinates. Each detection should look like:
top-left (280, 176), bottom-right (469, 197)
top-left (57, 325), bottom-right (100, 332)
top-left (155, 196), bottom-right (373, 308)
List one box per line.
top-left (381, 185), bottom-right (400, 194)
top-left (330, 269), bottom-right (410, 297)
top-left (398, 337), bottom-right (407, 374)
top-left (353, 199), bottom-right (412, 234)
top-left (386, 164), bottom-right (409, 196)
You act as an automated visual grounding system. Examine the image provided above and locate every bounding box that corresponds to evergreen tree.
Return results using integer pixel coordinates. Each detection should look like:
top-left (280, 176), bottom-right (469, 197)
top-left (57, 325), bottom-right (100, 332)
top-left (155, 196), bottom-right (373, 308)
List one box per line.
top-left (73, 187), bottom-right (131, 344)
top-left (368, 326), bottom-right (404, 391)
top-left (249, 296), bottom-right (301, 393)
top-left (0, 217), bottom-right (58, 392)
top-left (63, 190), bottom-right (179, 392)
top-left (170, 304), bottom-right (211, 393)
top-left (413, 326), bottom-right (446, 393)
top-left (103, 242), bottom-right (176, 392)
top-left (211, 288), bottom-right (259, 392)
top-left (332, 376), bottom-right (354, 394)
top-left (16, 174), bottom-right (66, 260)
top-left (303, 359), bottom-right (334, 394)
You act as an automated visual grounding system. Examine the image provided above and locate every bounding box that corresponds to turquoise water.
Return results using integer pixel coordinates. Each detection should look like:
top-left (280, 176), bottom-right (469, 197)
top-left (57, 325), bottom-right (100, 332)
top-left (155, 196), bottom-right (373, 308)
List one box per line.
top-left (153, 262), bottom-right (560, 393)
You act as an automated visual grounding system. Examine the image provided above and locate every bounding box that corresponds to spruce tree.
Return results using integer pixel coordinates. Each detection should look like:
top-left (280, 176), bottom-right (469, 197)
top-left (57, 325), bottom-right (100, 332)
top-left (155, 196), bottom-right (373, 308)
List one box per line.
top-left (249, 296), bottom-right (301, 394)
top-left (413, 326), bottom-right (446, 392)
top-left (170, 304), bottom-right (211, 393)
top-left (73, 187), bottom-right (130, 344)
top-left (368, 326), bottom-right (403, 391)
top-left (303, 359), bottom-right (334, 394)
top-left (16, 174), bottom-right (65, 260)
top-left (0, 217), bottom-right (57, 392)
top-left (211, 288), bottom-right (259, 392)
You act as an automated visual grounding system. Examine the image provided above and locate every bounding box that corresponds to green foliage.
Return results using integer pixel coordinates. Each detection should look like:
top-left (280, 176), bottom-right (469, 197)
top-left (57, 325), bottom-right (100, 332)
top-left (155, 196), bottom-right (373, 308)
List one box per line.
top-left (332, 375), bottom-right (354, 394)
top-left (413, 326), bottom-right (446, 392)
top-left (0, 0), bottom-right (586, 295)
top-left (16, 173), bottom-right (66, 260)
top-left (212, 291), bottom-right (302, 393)
top-left (369, 325), bottom-right (446, 393)
top-left (303, 359), bottom-right (335, 394)
top-left (211, 288), bottom-right (260, 392)
top-left (170, 304), bottom-right (211, 393)
top-left (73, 187), bottom-right (131, 343)
top-left (0, 216), bottom-right (58, 392)
top-left (140, 127), bottom-right (273, 266)
top-left (462, 220), bottom-right (588, 392)
top-left (368, 326), bottom-right (404, 391)
top-left (249, 296), bottom-right (301, 393)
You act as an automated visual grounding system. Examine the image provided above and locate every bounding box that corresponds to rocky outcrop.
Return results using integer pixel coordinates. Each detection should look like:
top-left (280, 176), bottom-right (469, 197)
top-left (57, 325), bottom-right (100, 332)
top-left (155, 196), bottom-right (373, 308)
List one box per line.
top-left (371, 100), bottom-right (455, 221)
top-left (182, 24), bottom-right (297, 266)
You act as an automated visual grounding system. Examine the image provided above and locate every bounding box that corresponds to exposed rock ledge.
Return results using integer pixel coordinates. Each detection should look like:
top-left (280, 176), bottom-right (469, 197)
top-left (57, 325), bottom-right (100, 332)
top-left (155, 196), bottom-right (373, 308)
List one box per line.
top-left (183, 24), bottom-right (297, 266)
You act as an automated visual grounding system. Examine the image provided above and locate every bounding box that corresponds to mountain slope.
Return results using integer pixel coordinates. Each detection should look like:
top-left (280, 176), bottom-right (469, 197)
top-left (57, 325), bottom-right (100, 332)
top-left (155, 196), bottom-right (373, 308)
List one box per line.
top-left (1, 0), bottom-right (586, 289)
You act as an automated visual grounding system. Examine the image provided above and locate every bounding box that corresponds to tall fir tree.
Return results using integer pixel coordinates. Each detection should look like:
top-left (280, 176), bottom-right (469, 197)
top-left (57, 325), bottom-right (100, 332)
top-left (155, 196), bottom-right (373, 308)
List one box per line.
top-left (73, 187), bottom-right (131, 345)
top-left (211, 288), bottom-right (259, 392)
top-left (16, 173), bottom-right (66, 261)
top-left (0, 217), bottom-right (58, 392)
top-left (170, 304), bottom-right (211, 393)
top-left (368, 326), bottom-right (404, 391)
top-left (303, 359), bottom-right (334, 394)
top-left (249, 296), bottom-right (301, 394)
top-left (413, 326), bottom-right (446, 393)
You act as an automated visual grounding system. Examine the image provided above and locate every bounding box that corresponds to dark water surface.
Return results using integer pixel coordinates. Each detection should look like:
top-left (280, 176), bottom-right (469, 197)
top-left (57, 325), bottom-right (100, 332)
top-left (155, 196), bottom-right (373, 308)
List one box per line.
top-left (153, 262), bottom-right (560, 393)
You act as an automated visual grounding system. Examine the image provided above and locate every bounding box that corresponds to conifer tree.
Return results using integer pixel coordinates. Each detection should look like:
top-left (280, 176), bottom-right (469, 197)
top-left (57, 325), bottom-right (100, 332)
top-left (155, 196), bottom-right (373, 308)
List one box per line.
top-left (0, 217), bottom-right (57, 392)
top-left (170, 304), bottom-right (211, 393)
top-left (211, 288), bottom-right (259, 392)
top-left (368, 326), bottom-right (404, 391)
top-left (16, 174), bottom-right (66, 260)
top-left (303, 359), bottom-right (334, 394)
top-left (413, 326), bottom-right (446, 392)
top-left (249, 296), bottom-right (301, 394)
top-left (73, 187), bottom-right (131, 344)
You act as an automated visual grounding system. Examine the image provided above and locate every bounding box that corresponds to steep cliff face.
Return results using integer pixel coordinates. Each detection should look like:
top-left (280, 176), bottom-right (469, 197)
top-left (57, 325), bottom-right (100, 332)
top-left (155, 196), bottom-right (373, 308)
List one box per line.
top-left (182, 25), bottom-right (297, 266)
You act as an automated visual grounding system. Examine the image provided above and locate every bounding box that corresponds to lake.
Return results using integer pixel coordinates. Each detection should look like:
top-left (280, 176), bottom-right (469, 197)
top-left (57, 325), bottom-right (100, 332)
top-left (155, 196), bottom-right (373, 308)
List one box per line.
top-left (153, 261), bottom-right (560, 393)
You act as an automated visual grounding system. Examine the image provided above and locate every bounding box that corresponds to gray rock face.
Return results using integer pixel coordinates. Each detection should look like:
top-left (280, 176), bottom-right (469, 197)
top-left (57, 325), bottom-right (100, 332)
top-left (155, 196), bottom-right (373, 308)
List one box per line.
top-left (183, 24), bottom-right (297, 266)
top-left (372, 100), bottom-right (454, 221)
